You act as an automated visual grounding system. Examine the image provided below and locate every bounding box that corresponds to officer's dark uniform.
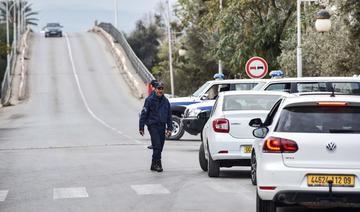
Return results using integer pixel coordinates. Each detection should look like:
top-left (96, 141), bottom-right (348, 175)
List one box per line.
top-left (139, 89), bottom-right (172, 172)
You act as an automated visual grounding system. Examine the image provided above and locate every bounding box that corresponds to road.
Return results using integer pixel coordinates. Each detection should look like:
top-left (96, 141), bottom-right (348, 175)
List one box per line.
top-left (0, 32), bottom-right (357, 212)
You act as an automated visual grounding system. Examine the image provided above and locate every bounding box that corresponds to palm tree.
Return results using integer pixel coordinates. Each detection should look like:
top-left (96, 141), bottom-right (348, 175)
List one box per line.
top-left (0, 0), bottom-right (39, 26)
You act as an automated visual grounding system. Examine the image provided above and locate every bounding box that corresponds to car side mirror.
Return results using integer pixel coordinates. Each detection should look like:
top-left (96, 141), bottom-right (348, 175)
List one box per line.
top-left (249, 118), bottom-right (263, 127)
top-left (200, 94), bottom-right (209, 100)
top-left (253, 127), bottom-right (269, 139)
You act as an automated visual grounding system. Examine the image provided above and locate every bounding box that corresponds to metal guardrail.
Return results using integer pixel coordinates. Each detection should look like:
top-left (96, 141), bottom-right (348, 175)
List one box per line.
top-left (98, 22), bottom-right (155, 83)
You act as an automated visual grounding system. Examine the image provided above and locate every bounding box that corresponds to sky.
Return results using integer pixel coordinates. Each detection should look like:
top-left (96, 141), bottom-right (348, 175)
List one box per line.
top-left (30, 0), bottom-right (177, 33)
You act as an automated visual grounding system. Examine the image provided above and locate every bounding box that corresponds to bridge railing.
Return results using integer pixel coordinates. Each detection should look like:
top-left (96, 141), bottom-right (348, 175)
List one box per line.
top-left (97, 22), bottom-right (155, 84)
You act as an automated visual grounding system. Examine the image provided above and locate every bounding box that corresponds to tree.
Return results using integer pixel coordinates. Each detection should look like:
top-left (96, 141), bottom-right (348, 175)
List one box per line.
top-left (278, 1), bottom-right (360, 76)
top-left (187, 0), bottom-right (297, 76)
top-left (126, 14), bottom-right (163, 71)
top-left (0, 1), bottom-right (39, 26)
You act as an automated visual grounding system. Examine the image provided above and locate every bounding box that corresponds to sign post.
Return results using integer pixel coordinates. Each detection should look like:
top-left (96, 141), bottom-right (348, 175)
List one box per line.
top-left (245, 57), bottom-right (268, 79)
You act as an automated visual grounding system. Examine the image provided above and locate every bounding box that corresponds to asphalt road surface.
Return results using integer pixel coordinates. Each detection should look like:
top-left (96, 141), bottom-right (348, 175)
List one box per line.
top-left (0, 32), bottom-right (358, 212)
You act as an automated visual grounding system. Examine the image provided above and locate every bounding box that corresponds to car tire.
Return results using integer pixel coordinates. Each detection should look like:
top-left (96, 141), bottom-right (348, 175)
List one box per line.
top-left (166, 115), bottom-right (185, 140)
top-left (59, 33), bottom-right (62, 37)
top-left (208, 153), bottom-right (220, 177)
top-left (199, 143), bottom-right (208, 171)
top-left (251, 151), bottom-right (257, 185)
top-left (256, 192), bottom-right (276, 212)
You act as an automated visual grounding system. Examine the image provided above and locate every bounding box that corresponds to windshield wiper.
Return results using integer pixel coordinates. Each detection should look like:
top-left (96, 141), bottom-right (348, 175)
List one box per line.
top-left (328, 129), bottom-right (360, 133)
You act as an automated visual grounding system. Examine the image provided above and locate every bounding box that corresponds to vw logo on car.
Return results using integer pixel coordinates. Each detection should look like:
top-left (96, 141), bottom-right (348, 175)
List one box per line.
top-left (326, 142), bottom-right (337, 152)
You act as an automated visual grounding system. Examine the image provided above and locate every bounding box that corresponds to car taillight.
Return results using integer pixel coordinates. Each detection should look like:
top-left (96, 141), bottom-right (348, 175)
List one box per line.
top-left (212, 118), bottom-right (229, 133)
top-left (263, 137), bottom-right (298, 153)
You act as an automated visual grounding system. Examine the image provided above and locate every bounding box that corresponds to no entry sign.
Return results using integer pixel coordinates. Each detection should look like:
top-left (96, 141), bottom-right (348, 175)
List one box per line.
top-left (245, 57), bottom-right (268, 79)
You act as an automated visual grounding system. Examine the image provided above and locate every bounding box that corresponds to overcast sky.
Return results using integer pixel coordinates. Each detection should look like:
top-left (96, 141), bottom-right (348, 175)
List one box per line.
top-left (30, 0), bottom-right (177, 33)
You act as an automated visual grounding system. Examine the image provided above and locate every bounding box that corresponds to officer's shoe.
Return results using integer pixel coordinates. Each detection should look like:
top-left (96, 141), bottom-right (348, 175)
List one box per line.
top-left (155, 160), bottom-right (163, 172)
top-left (150, 160), bottom-right (157, 171)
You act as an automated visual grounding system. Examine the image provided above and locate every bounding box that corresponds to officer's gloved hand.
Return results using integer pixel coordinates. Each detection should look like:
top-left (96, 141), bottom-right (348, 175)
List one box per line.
top-left (139, 130), bottom-right (144, 136)
top-left (165, 130), bottom-right (172, 137)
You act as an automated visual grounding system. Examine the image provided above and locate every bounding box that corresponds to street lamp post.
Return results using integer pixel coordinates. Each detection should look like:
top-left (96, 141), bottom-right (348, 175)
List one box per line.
top-left (297, 0), bottom-right (331, 78)
top-left (218, 0), bottom-right (223, 75)
top-left (6, 0), bottom-right (9, 65)
top-left (296, 0), bottom-right (302, 78)
top-left (166, 0), bottom-right (175, 97)
top-left (13, 0), bottom-right (17, 52)
top-left (17, 0), bottom-right (21, 37)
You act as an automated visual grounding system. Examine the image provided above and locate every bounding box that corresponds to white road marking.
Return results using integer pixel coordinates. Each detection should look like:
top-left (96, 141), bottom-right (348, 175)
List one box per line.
top-left (131, 184), bottom-right (170, 195)
top-left (53, 187), bottom-right (89, 199)
top-left (64, 33), bottom-right (142, 144)
top-left (0, 190), bottom-right (9, 201)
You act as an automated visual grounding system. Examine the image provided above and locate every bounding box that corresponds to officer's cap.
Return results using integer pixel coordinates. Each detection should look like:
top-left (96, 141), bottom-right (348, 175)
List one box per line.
top-left (150, 79), bottom-right (158, 88)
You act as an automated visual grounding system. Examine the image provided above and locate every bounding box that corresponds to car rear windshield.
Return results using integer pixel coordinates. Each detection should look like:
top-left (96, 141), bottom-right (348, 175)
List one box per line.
top-left (275, 106), bottom-right (360, 133)
top-left (234, 83), bottom-right (258, 91)
top-left (296, 82), bottom-right (360, 94)
top-left (47, 23), bottom-right (61, 27)
top-left (223, 94), bottom-right (281, 111)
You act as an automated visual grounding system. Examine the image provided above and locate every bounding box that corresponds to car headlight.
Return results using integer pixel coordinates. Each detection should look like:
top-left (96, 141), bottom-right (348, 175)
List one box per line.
top-left (188, 108), bottom-right (202, 118)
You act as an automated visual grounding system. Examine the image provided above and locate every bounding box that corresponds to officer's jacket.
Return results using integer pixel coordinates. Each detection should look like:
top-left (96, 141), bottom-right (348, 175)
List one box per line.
top-left (139, 93), bottom-right (173, 131)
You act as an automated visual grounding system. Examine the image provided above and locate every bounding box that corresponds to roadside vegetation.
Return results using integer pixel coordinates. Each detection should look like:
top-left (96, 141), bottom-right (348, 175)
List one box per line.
top-left (126, 0), bottom-right (360, 96)
top-left (0, 1), bottom-right (38, 90)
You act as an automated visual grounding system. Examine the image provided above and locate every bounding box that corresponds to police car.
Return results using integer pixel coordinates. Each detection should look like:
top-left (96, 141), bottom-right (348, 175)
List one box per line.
top-left (167, 79), bottom-right (266, 140)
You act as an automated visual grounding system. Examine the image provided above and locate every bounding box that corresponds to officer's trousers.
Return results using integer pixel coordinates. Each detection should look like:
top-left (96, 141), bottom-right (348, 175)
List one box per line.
top-left (148, 124), bottom-right (166, 161)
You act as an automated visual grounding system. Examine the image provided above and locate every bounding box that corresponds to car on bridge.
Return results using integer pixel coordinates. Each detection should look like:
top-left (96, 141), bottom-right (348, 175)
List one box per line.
top-left (44, 23), bottom-right (63, 38)
top-left (199, 91), bottom-right (288, 177)
top-left (249, 93), bottom-right (360, 211)
top-left (167, 79), bottom-right (266, 140)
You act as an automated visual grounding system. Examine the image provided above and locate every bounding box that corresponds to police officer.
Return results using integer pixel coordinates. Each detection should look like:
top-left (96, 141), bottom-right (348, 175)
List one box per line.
top-left (147, 79), bottom-right (158, 150)
top-left (139, 82), bottom-right (173, 172)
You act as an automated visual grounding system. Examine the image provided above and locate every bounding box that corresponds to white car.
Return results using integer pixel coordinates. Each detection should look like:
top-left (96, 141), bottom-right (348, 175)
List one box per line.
top-left (199, 91), bottom-right (288, 177)
top-left (249, 93), bottom-right (360, 211)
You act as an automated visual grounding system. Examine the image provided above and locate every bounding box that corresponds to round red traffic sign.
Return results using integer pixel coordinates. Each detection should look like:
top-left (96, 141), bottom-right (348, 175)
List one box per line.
top-left (245, 57), bottom-right (268, 79)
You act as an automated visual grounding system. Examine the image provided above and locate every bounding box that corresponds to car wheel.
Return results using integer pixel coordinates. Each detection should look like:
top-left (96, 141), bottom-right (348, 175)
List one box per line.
top-left (166, 115), bottom-right (185, 140)
top-left (256, 192), bottom-right (276, 212)
top-left (208, 153), bottom-right (220, 177)
top-left (59, 33), bottom-right (63, 37)
top-left (251, 151), bottom-right (257, 185)
top-left (199, 143), bottom-right (208, 171)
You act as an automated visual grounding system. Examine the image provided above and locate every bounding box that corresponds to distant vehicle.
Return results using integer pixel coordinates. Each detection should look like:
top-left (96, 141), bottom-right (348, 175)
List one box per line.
top-left (44, 23), bottom-right (63, 37)
top-left (249, 93), bottom-right (360, 211)
top-left (167, 79), bottom-right (266, 140)
top-left (200, 91), bottom-right (288, 177)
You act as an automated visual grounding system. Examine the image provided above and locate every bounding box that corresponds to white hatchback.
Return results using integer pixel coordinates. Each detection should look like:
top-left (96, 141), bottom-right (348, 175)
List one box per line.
top-left (249, 94), bottom-right (360, 212)
top-left (199, 91), bottom-right (287, 177)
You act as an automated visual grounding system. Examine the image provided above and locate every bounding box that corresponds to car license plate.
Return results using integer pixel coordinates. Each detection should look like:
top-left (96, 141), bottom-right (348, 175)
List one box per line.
top-left (307, 175), bottom-right (355, 187)
top-left (243, 145), bottom-right (252, 154)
